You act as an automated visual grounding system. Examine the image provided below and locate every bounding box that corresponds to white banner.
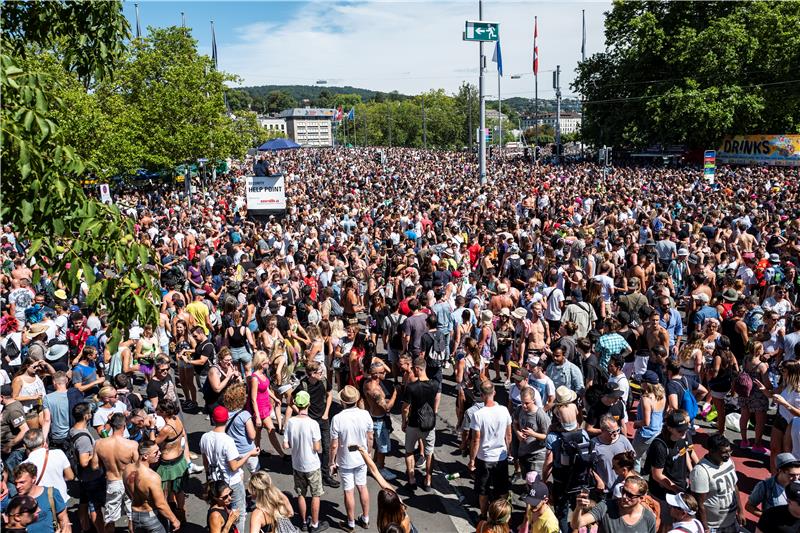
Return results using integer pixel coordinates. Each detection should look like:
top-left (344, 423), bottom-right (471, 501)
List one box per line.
top-left (246, 174), bottom-right (286, 212)
top-left (99, 183), bottom-right (113, 204)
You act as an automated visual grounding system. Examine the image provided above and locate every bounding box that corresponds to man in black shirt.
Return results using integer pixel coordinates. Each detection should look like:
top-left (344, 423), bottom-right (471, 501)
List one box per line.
top-left (291, 361), bottom-right (339, 488)
top-left (184, 326), bottom-right (214, 410)
top-left (401, 357), bottom-right (438, 492)
top-left (585, 383), bottom-right (627, 437)
top-left (756, 481), bottom-right (800, 533)
top-left (644, 410), bottom-right (698, 530)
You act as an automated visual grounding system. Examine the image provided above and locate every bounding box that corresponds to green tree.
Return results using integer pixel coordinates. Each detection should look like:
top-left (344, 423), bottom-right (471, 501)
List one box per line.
top-left (265, 90), bottom-right (297, 114)
top-left (1, 0), bottom-right (160, 349)
top-left (227, 88), bottom-right (253, 111)
top-left (573, 1), bottom-right (800, 149)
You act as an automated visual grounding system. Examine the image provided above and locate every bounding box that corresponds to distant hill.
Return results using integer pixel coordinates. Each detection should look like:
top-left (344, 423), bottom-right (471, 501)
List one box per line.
top-left (230, 84), bottom-right (581, 117)
top-left (235, 84), bottom-right (408, 104)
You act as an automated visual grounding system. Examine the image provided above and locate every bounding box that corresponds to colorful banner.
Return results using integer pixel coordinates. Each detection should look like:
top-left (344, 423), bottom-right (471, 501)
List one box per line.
top-left (703, 150), bottom-right (715, 183)
top-left (717, 134), bottom-right (800, 166)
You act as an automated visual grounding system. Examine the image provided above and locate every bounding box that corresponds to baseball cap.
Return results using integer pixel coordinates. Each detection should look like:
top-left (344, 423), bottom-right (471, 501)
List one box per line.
top-left (0, 384), bottom-right (12, 397)
top-left (603, 382), bottom-right (625, 398)
top-left (776, 452), bottom-right (800, 470)
top-left (211, 405), bottom-right (229, 424)
top-left (511, 367), bottom-right (529, 383)
top-left (665, 411), bottom-right (690, 432)
top-left (642, 370), bottom-right (660, 384)
top-left (785, 481), bottom-right (800, 504)
top-left (665, 493), bottom-right (696, 516)
top-left (294, 391), bottom-right (311, 409)
top-left (523, 480), bottom-right (550, 507)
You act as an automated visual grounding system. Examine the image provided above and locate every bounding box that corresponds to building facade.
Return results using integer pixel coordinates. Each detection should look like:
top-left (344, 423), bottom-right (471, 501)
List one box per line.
top-left (521, 112), bottom-right (582, 134)
top-left (279, 108), bottom-right (335, 147)
top-left (258, 116), bottom-right (287, 135)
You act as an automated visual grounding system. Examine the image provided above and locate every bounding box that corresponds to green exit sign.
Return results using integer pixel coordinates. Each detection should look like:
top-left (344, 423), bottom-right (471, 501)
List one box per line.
top-left (464, 21), bottom-right (499, 42)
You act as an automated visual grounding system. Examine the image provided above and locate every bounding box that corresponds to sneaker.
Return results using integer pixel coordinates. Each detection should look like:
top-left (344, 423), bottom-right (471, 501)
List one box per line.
top-left (187, 462), bottom-right (204, 474)
top-left (415, 453), bottom-right (425, 468)
top-left (752, 445), bottom-right (770, 455)
top-left (379, 468), bottom-right (397, 481)
top-left (338, 520), bottom-right (355, 533)
top-left (309, 521), bottom-right (329, 533)
top-left (323, 477), bottom-right (340, 489)
top-left (355, 516), bottom-right (369, 529)
top-left (740, 439), bottom-right (752, 449)
top-left (300, 519), bottom-right (308, 532)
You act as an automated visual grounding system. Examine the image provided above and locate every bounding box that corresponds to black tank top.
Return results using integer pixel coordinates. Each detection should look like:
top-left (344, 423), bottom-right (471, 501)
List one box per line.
top-left (721, 317), bottom-right (746, 361)
top-left (207, 507), bottom-right (239, 533)
top-left (228, 325), bottom-right (247, 348)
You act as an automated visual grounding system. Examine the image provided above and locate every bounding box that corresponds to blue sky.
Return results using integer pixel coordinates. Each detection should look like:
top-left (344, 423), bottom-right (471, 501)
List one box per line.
top-left (123, 1), bottom-right (610, 97)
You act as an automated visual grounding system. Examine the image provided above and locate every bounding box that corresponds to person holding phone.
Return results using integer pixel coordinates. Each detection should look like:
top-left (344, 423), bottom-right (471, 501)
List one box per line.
top-left (571, 476), bottom-right (656, 533)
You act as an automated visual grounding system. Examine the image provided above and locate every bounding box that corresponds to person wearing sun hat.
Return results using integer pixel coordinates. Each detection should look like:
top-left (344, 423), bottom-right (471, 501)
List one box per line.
top-left (665, 492), bottom-right (703, 533)
top-left (283, 390), bottom-right (329, 533)
top-left (330, 385), bottom-right (373, 532)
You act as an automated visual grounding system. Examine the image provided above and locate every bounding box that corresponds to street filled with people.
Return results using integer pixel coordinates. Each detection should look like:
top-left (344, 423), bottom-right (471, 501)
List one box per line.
top-left (2, 147), bottom-right (800, 533)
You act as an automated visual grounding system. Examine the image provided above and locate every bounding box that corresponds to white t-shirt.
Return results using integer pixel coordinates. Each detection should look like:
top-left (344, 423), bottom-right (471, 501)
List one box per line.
top-left (788, 417), bottom-right (800, 459)
top-left (689, 458), bottom-right (738, 529)
top-left (593, 275), bottom-right (614, 303)
top-left (542, 287), bottom-right (564, 322)
top-left (668, 518), bottom-right (704, 533)
top-left (470, 403), bottom-right (512, 462)
top-left (200, 430), bottom-right (243, 485)
top-left (330, 407), bottom-right (373, 469)
top-left (284, 415), bottom-right (322, 473)
top-left (93, 401), bottom-right (128, 429)
top-left (23, 448), bottom-right (71, 502)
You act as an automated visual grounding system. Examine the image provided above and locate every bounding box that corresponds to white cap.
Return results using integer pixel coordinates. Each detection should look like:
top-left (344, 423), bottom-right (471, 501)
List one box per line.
top-left (665, 493), bottom-right (696, 516)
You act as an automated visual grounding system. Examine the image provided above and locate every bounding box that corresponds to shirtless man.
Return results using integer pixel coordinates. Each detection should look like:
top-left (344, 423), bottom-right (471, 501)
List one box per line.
top-left (10, 257), bottom-right (32, 285)
top-left (489, 283), bottom-right (514, 314)
top-left (735, 221), bottom-right (756, 252)
top-left (521, 303), bottom-right (550, 363)
top-left (644, 309), bottom-right (670, 353)
top-left (361, 361), bottom-right (397, 476)
top-left (94, 412), bottom-right (139, 533)
top-left (123, 439), bottom-right (180, 533)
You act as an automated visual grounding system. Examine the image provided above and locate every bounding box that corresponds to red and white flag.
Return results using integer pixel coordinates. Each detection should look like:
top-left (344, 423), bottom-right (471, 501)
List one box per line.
top-left (335, 105), bottom-right (343, 121)
top-left (533, 17), bottom-right (539, 76)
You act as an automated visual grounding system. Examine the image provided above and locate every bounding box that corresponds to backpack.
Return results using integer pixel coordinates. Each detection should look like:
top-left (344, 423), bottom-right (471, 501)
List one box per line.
top-left (676, 377), bottom-right (699, 421)
top-left (508, 256), bottom-right (523, 281)
top-left (201, 364), bottom-right (222, 411)
top-left (463, 365), bottom-right (484, 405)
top-left (386, 314), bottom-right (405, 351)
top-left (733, 369), bottom-right (753, 397)
top-left (555, 430), bottom-right (594, 489)
top-left (1, 336), bottom-right (20, 361)
top-left (425, 331), bottom-right (448, 367)
top-left (67, 429), bottom-right (92, 475)
top-left (415, 401), bottom-right (436, 432)
top-left (744, 307), bottom-right (764, 334)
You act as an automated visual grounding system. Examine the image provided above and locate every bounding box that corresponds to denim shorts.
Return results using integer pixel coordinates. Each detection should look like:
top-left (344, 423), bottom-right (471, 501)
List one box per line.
top-left (372, 416), bottom-right (392, 454)
top-left (131, 510), bottom-right (166, 533)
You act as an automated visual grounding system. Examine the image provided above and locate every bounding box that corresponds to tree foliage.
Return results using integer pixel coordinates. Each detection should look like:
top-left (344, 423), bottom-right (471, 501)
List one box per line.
top-left (1, 0), bottom-right (159, 350)
top-left (573, 0), bottom-right (800, 149)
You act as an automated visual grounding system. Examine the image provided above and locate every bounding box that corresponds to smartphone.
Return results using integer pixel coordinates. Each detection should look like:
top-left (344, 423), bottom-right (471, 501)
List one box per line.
top-left (348, 444), bottom-right (359, 452)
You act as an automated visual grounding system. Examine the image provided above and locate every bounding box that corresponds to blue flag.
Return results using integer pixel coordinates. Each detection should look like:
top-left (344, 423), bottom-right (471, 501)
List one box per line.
top-left (347, 108), bottom-right (355, 120)
top-left (492, 40), bottom-right (503, 77)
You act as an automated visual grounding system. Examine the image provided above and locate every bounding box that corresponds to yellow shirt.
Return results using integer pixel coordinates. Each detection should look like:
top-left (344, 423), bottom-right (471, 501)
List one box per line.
top-left (527, 505), bottom-right (559, 533)
top-left (186, 301), bottom-right (210, 334)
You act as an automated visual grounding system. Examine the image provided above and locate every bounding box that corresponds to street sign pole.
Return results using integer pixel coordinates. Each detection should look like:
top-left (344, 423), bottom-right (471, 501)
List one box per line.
top-left (478, 1), bottom-right (486, 184)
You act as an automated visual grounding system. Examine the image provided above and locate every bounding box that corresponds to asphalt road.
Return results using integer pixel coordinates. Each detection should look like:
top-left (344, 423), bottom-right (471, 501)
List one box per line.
top-left (92, 364), bottom-right (772, 533)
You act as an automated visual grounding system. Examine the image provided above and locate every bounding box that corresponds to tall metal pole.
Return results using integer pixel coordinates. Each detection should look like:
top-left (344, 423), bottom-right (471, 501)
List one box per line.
top-left (497, 69), bottom-right (502, 150)
top-left (581, 9), bottom-right (586, 160)
top-left (181, 11), bottom-right (186, 29)
top-left (478, 0), bottom-right (486, 184)
top-left (388, 105), bottom-right (393, 147)
top-left (468, 91), bottom-right (473, 151)
top-left (554, 65), bottom-right (561, 163)
top-left (534, 16), bottom-right (539, 159)
top-left (135, 3), bottom-right (141, 39)
top-left (422, 94), bottom-right (427, 149)
top-left (364, 111), bottom-right (368, 147)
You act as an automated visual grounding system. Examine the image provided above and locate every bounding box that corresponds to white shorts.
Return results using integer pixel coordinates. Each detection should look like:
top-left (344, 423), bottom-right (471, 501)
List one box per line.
top-left (339, 464), bottom-right (367, 491)
top-left (104, 479), bottom-right (132, 524)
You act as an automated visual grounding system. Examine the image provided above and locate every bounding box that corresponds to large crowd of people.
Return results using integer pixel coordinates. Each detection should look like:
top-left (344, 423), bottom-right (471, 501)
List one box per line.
top-left (1, 147), bottom-right (800, 533)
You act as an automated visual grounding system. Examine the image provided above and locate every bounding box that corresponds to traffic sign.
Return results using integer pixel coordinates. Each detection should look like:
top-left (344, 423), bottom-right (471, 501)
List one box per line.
top-left (464, 21), bottom-right (499, 42)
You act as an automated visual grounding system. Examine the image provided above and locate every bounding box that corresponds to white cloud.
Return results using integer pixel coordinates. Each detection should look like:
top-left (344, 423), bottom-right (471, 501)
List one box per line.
top-left (222, 1), bottom-right (610, 97)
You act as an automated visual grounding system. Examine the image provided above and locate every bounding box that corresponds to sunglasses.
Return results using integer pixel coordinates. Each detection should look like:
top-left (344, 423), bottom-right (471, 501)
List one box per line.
top-left (620, 488), bottom-right (643, 499)
top-left (221, 492), bottom-right (232, 499)
top-left (157, 367), bottom-right (170, 372)
top-left (605, 428), bottom-right (621, 436)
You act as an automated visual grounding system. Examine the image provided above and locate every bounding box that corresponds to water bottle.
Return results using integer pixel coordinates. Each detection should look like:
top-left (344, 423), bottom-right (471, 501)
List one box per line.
top-left (446, 473), bottom-right (460, 481)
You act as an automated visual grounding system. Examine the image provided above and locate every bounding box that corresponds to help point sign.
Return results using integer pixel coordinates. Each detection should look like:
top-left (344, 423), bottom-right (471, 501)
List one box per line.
top-left (246, 174), bottom-right (286, 213)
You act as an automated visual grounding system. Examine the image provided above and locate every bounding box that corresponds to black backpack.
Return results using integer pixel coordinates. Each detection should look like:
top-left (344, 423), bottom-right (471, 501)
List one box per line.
top-left (424, 331), bottom-right (448, 368)
top-left (386, 314), bottom-right (404, 351)
top-left (508, 256), bottom-right (523, 281)
top-left (555, 430), bottom-right (595, 489)
top-left (416, 402), bottom-right (436, 432)
top-left (66, 430), bottom-right (92, 475)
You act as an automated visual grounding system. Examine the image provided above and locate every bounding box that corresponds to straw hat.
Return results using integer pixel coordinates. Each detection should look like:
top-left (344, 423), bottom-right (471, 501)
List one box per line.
top-left (555, 385), bottom-right (577, 404)
top-left (340, 385), bottom-right (360, 405)
top-left (480, 310), bottom-right (494, 325)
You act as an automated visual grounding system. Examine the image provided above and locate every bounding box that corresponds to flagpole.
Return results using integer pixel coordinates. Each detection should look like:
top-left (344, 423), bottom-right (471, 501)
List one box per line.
top-left (135, 3), bottom-right (141, 39)
top-left (498, 65), bottom-right (502, 151)
top-left (581, 9), bottom-right (586, 160)
top-left (354, 109), bottom-right (358, 148)
top-left (534, 16), bottom-right (539, 161)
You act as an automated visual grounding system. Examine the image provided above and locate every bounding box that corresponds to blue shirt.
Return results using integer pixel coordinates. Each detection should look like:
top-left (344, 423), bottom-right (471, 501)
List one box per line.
top-left (42, 391), bottom-right (70, 440)
top-left (657, 307), bottom-right (683, 348)
top-left (0, 487), bottom-right (65, 533)
top-left (431, 302), bottom-right (454, 334)
top-left (692, 305), bottom-right (720, 331)
top-left (71, 363), bottom-right (97, 387)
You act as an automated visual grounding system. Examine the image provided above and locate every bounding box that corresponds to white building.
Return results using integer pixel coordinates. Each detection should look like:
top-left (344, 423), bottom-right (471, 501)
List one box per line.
top-left (521, 112), bottom-right (582, 134)
top-left (279, 108), bottom-right (335, 147)
top-left (258, 115), bottom-right (287, 135)
top-left (486, 109), bottom-right (508, 122)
